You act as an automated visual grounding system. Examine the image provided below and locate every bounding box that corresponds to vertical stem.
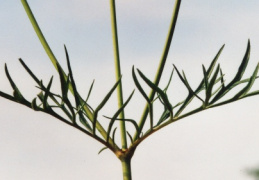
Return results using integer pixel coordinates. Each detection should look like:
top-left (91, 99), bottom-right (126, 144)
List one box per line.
top-left (121, 158), bottom-right (132, 180)
top-left (21, 0), bottom-right (59, 69)
top-left (110, 0), bottom-right (128, 149)
top-left (133, 0), bottom-right (182, 141)
top-left (21, 0), bottom-right (117, 147)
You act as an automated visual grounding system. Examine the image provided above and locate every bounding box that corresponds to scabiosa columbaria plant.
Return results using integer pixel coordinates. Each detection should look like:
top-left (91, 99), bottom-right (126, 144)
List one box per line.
top-left (1, 0), bottom-right (259, 179)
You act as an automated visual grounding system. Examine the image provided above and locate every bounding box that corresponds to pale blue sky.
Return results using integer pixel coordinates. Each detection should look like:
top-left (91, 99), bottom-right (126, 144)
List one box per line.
top-left (1, 1), bottom-right (259, 180)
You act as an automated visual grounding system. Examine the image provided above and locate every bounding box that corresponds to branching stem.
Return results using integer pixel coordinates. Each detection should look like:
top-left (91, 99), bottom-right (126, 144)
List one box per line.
top-left (133, 0), bottom-right (182, 141)
top-left (20, 0), bottom-right (117, 148)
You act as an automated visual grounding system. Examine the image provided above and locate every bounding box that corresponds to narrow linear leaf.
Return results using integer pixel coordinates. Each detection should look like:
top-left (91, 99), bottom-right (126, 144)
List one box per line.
top-left (106, 90), bottom-right (135, 142)
top-left (64, 45), bottom-right (80, 106)
top-left (92, 78), bottom-right (122, 135)
top-left (112, 127), bottom-right (117, 145)
top-left (5, 64), bottom-right (19, 91)
top-left (76, 80), bottom-right (95, 130)
top-left (127, 131), bottom-right (133, 144)
top-left (104, 116), bottom-right (140, 136)
top-left (233, 63), bottom-right (259, 99)
top-left (212, 76), bottom-right (258, 98)
top-left (19, 58), bottom-right (40, 84)
top-left (174, 44), bottom-right (224, 116)
top-left (230, 40), bottom-right (251, 84)
top-left (153, 68), bottom-right (174, 103)
top-left (57, 64), bottom-right (69, 100)
top-left (182, 71), bottom-right (204, 103)
top-left (85, 80), bottom-right (95, 103)
top-left (164, 68), bottom-right (174, 92)
top-left (211, 40), bottom-right (250, 103)
top-left (57, 64), bottom-right (76, 122)
top-left (4, 64), bottom-right (29, 104)
top-left (31, 98), bottom-right (41, 111)
top-left (132, 67), bottom-right (153, 129)
top-left (194, 44), bottom-right (225, 93)
top-left (98, 147), bottom-right (108, 155)
top-left (132, 67), bottom-right (149, 102)
top-left (156, 109), bottom-right (170, 126)
top-left (173, 65), bottom-right (199, 116)
top-left (206, 45), bottom-right (225, 79)
top-left (79, 115), bottom-right (92, 131)
top-left (202, 65), bottom-right (208, 90)
top-left (174, 65), bottom-right (203, 103)
top-left (205, 64), bottom-right (220, 105)
top-left (43, 76), bottom-right (53, 110)
top-left (219, 68), bottom-right (225, 89)
top-left (137, 69), bottom-right (173, 116)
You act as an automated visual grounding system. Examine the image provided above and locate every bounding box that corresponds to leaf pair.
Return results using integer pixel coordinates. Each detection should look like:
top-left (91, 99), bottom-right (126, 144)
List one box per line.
top-left (173, 44), bottom-right (225, 116)
top-left (2, 64), bottom-right (31, 107)
top-left (210, 41), bottom-right (250, 104)
top-left (132, 67), bottom-right (173, 129)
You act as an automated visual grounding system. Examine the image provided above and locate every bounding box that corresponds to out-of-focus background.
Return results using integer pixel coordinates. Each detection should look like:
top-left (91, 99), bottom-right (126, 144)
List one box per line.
top-left (1, 0), bottom-right (259, 179)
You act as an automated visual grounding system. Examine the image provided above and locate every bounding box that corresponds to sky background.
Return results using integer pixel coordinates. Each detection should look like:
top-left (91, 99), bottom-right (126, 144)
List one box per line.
top-left (1, 0), bottom-right (259, 179)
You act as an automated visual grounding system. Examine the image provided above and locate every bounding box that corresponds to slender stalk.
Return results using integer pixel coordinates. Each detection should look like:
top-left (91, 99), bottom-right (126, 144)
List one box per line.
top-left (121, 158), bottom-right (132, 180)
top-left (133, 0), bottom-right (182, 141)
top-left (21, 0), bottom-right (59, 69)
top-left (20, 0), bottom-right (116, 147)
top-left (110, 0), bottom-right (128, 149)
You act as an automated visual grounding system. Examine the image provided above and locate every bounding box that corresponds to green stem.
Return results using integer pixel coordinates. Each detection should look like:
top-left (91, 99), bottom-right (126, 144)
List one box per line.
top-left (121, 158), bottom-right (132, 180)
top-left (110, 0), bottom-right (127, 149)
top-left (20, 0), bottom-right (117, 148)
top-left (21, 0), bottom-right (59, 69)
top-left (133, 0), bottom-right (182, 141)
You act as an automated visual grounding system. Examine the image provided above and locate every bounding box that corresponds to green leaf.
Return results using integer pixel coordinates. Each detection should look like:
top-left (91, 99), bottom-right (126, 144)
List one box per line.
top-left (206, 45), bottom-right (225, 78)
top-left (194, 44), bottom-right (225, 93)
top-left (19, 58), bottom-right (40, 84)
top-left (57, 64), bottom-right (69, 100)
top-left (174, 65), bottom-right (193, 93)
top-left (85, 80), bottom-right (95, 103)
top-left (132, 67), bottom-right (149, 102)
top-left (37, 91), bottom-right (44, 102)
top-left (174, 65), bottom-right (204, 103)
top-left (92, 78), bottom-right (121, 135)
top-left (164, 68), bottom-right (174, 92)
top-left (156, 109), bottom-right (170, 126)
top-left (57, 61), bottom-right (76, 123)
top-left (132, 66), bottom-right (153, 128)
top-left (76, 80), bottom-right (95, 129)
top-left (43, 76), bottom-right (53, 110)
top-left (98, 147), bottom-right (108, 155)
top-left (127, 131), bottom-right (133, 144)
top-left (211, 40), bottom-right (250, 103)
top-left (205, 64), bottom-right (220, 105)
top-left (229, 40), bottom-right (250, 85)
top-left (4, 64), bottom-right (29, 105)
top-left (219, 68), bottom-right (225, 89)
top-left (79, 115), bottom-right (92, 131)
top-left (64, 45), bottom-right (80, 107)
top-left (202, 65), bottom-right (208, 90)
top-left (137, 69), bottom-right (173, 116)
top-left (173, 45), bottom-right (224, 116)
top-left (112, 127), bottom-right (117, 145)
top-left (232, 63), bottom-right (259, 99)
top-left (104, 116), bottom-right (140, 136)
top-left (106, 90), bottom-right (135, 142)
top-left (31, 98), bottom-right (41, 111)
